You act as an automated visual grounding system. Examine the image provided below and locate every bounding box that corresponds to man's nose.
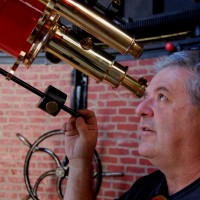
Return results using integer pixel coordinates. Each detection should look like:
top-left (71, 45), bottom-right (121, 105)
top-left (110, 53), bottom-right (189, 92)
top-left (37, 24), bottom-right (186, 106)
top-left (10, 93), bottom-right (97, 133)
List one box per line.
top-left (135, 98), bottom-right (153, 117)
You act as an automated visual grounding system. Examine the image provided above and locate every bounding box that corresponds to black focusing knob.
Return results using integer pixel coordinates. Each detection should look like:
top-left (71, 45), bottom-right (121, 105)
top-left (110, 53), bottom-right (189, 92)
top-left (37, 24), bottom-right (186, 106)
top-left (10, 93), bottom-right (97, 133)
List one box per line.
top-left (38, 85), bottom-right (67, 116)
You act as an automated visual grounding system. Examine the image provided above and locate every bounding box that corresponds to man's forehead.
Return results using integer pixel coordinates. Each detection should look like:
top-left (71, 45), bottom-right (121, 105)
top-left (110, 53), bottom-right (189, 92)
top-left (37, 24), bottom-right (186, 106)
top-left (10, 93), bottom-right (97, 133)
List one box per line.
top-left (149, 68), bottom-right (176, 88)
top-left (147, 67), bottom-right (191, 93)
top-left (152, 67), bottom-right (191, 83)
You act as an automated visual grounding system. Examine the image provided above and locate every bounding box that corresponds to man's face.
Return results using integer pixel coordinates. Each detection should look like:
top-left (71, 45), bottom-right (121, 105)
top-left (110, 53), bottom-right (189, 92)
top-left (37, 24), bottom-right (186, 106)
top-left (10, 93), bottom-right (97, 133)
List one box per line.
top-left (136, 67), bottom-right (200, 166)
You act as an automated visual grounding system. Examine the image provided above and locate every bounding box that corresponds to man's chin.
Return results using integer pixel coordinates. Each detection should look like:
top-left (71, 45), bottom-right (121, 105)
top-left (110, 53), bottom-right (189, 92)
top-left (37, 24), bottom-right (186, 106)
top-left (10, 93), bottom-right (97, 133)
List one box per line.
top-left (138, 142), bottom-right (154, 158)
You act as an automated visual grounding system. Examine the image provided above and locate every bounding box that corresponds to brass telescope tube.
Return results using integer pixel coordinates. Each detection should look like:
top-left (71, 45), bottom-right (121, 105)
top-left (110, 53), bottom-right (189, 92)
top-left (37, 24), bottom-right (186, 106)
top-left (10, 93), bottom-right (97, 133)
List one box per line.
top-left (38, 0), bottom-right (143, 58)
top-left (44, 25), bottom-right (145, 97)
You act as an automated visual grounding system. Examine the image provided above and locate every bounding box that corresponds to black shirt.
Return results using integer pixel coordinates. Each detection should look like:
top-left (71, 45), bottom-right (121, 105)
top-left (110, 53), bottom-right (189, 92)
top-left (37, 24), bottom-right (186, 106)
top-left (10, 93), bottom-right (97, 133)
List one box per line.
top-left (116, 170), bottom-right (200, 200)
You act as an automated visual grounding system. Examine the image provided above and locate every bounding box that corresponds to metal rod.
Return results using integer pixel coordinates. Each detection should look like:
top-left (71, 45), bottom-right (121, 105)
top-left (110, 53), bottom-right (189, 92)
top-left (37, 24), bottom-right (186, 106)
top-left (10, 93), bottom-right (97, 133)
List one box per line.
top-left (0, 68), bottom-right (79, 117)
top-left (62, 105), bottom-right (80, 117)
top-left (0, 68), bottom-right (44, 97)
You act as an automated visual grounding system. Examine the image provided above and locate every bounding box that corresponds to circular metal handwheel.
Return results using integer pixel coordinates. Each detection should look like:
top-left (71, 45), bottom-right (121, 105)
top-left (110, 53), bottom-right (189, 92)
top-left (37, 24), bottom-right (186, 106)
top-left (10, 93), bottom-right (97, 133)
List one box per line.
top-left (17, 129), bottom-right (102, 200)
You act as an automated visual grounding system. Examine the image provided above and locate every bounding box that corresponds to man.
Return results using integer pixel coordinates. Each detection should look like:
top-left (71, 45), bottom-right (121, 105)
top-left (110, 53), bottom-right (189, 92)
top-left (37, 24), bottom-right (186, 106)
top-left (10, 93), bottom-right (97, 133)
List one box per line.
top-left (64, 50), bottom-right (200, 200)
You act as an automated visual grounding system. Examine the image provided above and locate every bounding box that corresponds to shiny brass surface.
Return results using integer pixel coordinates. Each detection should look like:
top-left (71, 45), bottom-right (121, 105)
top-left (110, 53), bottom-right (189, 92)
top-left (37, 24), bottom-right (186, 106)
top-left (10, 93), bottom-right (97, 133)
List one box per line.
top-left (25, 9), bottom-right (60, 67)
top-left (13, 0), bottom-right (146, 97)
top-left (7, 51), bottom-right (26, 80)
top-left (38, 0), bottom-right (143, 58)
top-left (44, 24), bottom-right (145, 97)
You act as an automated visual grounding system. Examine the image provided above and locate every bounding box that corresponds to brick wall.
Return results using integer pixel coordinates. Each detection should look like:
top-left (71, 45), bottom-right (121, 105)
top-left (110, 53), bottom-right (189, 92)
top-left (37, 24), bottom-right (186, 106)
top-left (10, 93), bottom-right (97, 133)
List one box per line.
top-left (0, 57), bottom-right (157, 200)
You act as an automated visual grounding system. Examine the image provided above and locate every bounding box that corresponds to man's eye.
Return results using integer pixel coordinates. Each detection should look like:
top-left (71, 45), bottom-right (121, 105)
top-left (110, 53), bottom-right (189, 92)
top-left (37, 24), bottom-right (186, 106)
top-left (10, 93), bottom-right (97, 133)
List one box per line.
top-left (158, 94), bottom-right (167, 101)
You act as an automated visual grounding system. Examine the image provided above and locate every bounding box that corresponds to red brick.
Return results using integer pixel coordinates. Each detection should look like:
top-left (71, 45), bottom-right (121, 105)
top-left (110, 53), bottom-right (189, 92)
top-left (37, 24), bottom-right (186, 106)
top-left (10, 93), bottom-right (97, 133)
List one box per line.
top-left (0, 60), bottom-right (155, 200)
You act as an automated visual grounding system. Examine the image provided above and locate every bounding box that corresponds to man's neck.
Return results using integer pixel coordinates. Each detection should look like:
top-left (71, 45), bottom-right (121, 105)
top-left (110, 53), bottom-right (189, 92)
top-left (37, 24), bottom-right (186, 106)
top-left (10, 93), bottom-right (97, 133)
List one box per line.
top-left (163, 164), bottom-right (200, 195)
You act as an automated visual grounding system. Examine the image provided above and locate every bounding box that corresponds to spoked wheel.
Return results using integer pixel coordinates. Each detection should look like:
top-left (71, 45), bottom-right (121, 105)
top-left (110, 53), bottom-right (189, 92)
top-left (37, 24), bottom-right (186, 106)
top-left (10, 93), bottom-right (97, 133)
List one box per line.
top-left (17, 129), bottom-right (102, 200)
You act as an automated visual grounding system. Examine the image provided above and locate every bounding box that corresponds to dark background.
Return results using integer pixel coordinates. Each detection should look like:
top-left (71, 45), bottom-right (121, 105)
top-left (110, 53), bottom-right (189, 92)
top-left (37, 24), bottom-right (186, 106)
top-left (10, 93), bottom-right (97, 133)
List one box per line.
top-left (86, 0), bottom-right (200, 59)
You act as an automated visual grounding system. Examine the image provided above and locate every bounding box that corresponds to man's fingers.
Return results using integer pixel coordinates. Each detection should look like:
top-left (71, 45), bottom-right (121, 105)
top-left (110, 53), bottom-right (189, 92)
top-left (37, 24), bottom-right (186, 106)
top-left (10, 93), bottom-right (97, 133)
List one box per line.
top-left (76, 117), bottom-right (87, 134)
top-left (65, 117), bottom-right (76, 132)
top-left (77, 110), bottom-right (97, 126)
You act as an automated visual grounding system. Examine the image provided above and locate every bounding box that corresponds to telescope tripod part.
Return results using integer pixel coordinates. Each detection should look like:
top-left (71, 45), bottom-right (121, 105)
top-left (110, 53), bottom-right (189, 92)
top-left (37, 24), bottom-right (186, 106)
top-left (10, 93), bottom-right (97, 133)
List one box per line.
top-left (17, 130), bottom-right (103, 199)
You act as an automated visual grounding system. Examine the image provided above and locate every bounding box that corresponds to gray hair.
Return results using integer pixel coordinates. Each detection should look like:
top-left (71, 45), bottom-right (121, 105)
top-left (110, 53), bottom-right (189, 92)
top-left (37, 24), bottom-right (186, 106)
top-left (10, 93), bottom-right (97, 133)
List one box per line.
top-left (153, 50), bottom-right (200, 107)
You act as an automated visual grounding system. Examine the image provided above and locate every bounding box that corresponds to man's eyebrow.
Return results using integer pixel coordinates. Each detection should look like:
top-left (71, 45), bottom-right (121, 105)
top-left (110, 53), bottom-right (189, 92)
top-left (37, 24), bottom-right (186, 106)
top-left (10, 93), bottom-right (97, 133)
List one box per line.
top-left (155, 86), bottom-right (171, 94)
top-left (143, 86), bottom-right (171, 98)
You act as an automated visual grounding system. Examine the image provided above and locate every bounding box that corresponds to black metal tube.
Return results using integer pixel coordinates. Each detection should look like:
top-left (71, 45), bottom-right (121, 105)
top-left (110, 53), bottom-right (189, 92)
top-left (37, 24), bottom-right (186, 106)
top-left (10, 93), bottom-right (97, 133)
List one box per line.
top-left (0, 68), bottom-right (79, 117)
top-left (0, 68), bottom-right (44, 97)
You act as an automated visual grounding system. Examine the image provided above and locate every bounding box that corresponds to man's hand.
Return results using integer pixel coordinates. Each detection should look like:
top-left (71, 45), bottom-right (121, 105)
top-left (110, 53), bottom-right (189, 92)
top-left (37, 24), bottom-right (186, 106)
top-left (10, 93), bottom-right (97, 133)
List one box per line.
top-left (64, 109), bottom-right (98, 161)
top-left (63, 110), bottom-right (98, 200)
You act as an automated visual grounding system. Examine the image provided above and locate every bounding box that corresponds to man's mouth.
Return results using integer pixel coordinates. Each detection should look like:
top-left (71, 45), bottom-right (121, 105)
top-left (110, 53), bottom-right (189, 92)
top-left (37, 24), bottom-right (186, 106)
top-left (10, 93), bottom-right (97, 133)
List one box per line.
top-left (140, 126), bottom-right (156, 137)
top-left (142, 127), bottom-right (152, 131)
top-left (141, 125), bottom-right (154, 132)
